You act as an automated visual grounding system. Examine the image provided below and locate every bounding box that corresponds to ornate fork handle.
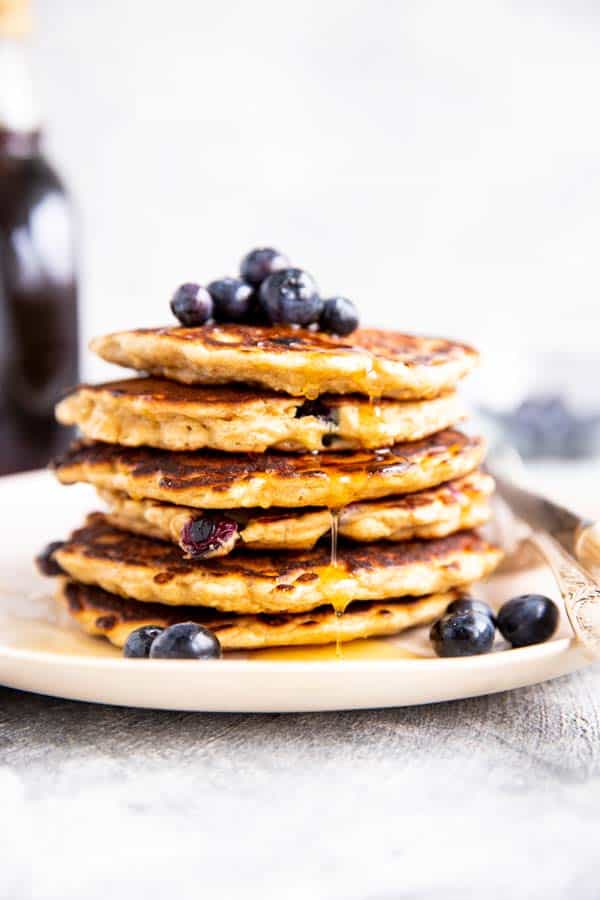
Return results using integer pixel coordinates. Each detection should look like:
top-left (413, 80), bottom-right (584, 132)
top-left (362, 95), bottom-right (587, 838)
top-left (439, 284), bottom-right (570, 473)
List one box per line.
top-left (530, 530), bottom-right (600, 661)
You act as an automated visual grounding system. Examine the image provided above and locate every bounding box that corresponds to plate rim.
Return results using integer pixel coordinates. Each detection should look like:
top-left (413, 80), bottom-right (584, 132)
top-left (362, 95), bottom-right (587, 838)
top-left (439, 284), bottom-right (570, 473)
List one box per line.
top-left (0, 633), bottom-right (578, 669)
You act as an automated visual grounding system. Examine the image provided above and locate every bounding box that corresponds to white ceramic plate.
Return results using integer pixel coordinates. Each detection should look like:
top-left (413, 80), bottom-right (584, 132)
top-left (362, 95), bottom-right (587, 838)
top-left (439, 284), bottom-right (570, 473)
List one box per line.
top-left (0, 470), bottom-right (589, 712)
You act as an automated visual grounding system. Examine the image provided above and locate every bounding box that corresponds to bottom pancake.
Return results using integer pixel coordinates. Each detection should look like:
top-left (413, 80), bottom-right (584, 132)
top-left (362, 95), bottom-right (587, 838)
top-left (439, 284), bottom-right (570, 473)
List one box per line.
top-left (53, 514), bottom-right (503, 614)
top-left (57, 578), bottom-right (460, 651)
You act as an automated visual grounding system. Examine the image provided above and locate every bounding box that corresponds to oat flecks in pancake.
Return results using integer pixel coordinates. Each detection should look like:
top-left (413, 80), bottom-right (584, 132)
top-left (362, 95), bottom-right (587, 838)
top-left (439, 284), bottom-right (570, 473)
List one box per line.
top-left (57, 578), bottom-right (462, 651)
top-left (52, 429), bottom-right (486, 509)
top-left (99, 471), bottom-right (494, 555)
top-left (90, 324), bottom-right (479, 400)
top-left (54, 515), bottom-right (503, 614)
top-left (55, 377), bottom-right (465, 452)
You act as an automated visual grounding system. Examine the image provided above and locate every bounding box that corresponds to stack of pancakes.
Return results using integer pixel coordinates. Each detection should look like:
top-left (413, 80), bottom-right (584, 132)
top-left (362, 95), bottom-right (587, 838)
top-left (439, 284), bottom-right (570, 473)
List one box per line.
top-left (48, 324), bottom-right (502, 653)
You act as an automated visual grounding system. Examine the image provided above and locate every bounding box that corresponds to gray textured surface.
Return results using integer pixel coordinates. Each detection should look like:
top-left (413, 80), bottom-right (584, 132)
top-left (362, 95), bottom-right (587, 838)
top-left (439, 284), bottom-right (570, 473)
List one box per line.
top-left (3, 670), bottom-right (600, 899)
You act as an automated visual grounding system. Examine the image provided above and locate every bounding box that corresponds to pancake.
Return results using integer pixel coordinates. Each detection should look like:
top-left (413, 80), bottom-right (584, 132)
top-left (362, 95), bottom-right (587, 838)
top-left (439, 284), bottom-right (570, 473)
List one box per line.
top-left (90, 324), bottom-right (479, 400)
top-left (52, 429), bottom-right (485, 510)
top-left (56, 578), bottom-right (461, 651)
top-left (55, 377), bottom-right (465, 453)
top-left (53, 515), bottom-right (502, 613)
top-left (98, 471), bottom-right (494, 557)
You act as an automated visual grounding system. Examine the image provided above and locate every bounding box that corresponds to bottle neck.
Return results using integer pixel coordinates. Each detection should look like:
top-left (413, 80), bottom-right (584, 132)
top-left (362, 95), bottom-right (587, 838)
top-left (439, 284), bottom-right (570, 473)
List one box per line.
top-left (0, 125), bottom-right (40, 156)
top-left (0, 35), bottom-right (41, 155)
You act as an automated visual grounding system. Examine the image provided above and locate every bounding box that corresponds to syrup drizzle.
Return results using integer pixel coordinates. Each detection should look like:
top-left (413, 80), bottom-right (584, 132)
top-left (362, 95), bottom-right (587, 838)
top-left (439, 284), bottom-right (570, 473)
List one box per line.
top-left (327, 508), bottom-right (344, 657)
top-left (330, 508), bottom-right (339, 568)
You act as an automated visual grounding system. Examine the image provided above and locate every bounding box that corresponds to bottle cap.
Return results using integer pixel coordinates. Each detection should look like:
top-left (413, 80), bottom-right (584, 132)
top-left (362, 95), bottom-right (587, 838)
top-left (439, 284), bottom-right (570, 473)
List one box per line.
top-left (0, 0), bottom-right (32, 37)
top-left (0, 0), bottom-right (38, 133)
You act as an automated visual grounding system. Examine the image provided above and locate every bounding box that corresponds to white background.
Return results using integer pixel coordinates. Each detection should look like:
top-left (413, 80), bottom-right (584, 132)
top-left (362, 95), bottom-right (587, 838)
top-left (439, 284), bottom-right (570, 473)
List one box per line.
top-left (31, 0), bottom-right (600, 393)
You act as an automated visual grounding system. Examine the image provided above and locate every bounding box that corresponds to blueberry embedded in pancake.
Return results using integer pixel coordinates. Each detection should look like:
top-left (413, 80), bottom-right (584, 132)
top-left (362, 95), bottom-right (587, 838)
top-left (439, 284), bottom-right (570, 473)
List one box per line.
top-left (96, 471), bottom-right (494, 557)
top-left (53, 515), bottom-right (503, 614)
top-left (89, 324), bottom-right (479, 400)
top-left (57, 578), bottom-right (464, 651)
top-left (55, 377), bottom-right (465, 453)
top-left (51, 429), bottom-right (486, 510)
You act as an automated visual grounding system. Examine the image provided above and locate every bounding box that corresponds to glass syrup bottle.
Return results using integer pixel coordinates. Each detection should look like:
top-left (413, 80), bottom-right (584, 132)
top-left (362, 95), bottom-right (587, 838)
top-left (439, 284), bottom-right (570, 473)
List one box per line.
top-left (0, 0), bottom-right (79, 474)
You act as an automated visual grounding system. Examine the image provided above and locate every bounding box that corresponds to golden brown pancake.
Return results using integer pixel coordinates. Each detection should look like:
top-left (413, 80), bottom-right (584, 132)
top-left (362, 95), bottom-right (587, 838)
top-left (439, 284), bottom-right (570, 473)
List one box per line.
top-left (56, 578), bottom-right (461, 651)
top-left (90, 324), bottom-right (479, 400)
top-left (55, 377), bottom-right (464, 453)
top-left (53, 515), bottom-right (502, 613)
top-left (52, 429), bottom-right (485, 510)
top-left (98, 471), bottom-right (494, 557)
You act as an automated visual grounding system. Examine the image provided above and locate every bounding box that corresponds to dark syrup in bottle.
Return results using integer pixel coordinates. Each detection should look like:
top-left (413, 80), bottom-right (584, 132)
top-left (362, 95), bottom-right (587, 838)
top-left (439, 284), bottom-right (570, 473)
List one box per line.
top-left (0, 4), bottom-right (79, 474)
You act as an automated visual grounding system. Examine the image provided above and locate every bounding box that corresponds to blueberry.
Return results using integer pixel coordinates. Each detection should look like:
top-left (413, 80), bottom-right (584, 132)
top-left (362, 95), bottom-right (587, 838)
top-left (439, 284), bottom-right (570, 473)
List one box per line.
top-left (240, 247), bottom-right (290, 286)
top-left (446, 597), bottom-right (496, 624)
top-left (319, 297), bottom-right (359, 336)
top-left (170, 282), bottom-right (213, 326)
top-left (501, 394), bottom-right (585, 461)
top-left (259, 268), bottom-right (323, 326)
top-left (123, 625), bottom-right (165, 658)
top-left (35, 541), bottom-right (65, 576)
top-left (497, 594), bottom-right (559, 648)
top-left (180, 514), bottom-right (239, 559)
top-left (294, 399), bottom-right (339, 426)
top-left (430, 611), bottom-right (496, 657)
top-left (149, 622), bottom-right (222, 659)
top-left (208, 278), bottom-right (254, 322)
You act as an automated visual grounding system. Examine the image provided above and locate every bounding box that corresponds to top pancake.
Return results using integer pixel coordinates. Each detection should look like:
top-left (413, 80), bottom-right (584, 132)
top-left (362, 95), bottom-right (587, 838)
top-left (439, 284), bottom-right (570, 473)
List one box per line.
top-left (55, 377), bottom-right (465, 453)
top-left (90, 324), bottom-right (479, 400)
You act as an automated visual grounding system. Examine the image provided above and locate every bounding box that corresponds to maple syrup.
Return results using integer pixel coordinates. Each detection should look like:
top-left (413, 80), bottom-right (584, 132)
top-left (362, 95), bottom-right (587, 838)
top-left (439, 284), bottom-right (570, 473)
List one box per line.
top-left (356, 397), bottom-right (384, 435)
top-left (249, 638), bottom-right (423, 662)
top-left (323, 508), bottom-right (347, 655)
top-left (330, 508), bottom-right (340, 567)
top-left (0, 2), bottom-right (79, 474)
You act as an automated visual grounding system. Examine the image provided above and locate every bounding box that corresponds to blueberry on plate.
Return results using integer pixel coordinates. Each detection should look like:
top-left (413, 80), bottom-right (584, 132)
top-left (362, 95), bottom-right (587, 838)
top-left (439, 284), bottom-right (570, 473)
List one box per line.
top-left (207, 278), bottom-right (254, 323)
top-left (497, 594), bottom-right (559, 648)
top-left (170, 282), bottom-right (213, 326)
top-left (35, 541), bottom-right (65, 576)
top-left (319, 297), bottom-right (359, 336)
top-left (149, 622), bottom-right (222, 660)
top-left (259, 268), bottom-right (323, 326)
top-left (446, 596), bottom-right (496, 624)
top-left (180, 514), bottom-right (239, 559)
top-left (124, 625), bottom-right (165, 658)
top-left (240, 247), bottom-right (290, 287)
top-left (430, 611), bottom-right (496, 657)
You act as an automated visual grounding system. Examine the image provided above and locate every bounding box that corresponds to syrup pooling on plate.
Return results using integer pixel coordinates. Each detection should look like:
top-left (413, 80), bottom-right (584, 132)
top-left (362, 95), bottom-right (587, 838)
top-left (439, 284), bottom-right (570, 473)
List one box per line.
top-left (248, 638), bottom-right (424, 662)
